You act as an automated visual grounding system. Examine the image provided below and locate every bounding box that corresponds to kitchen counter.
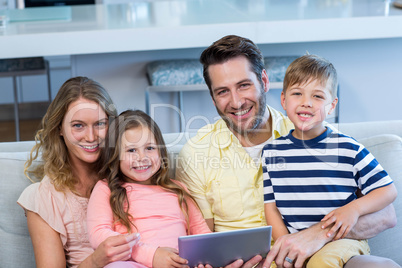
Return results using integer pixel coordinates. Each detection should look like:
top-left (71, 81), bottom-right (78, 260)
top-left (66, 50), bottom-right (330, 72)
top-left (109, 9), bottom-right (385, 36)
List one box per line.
top-left (1, 0), bottom-right (402, 59)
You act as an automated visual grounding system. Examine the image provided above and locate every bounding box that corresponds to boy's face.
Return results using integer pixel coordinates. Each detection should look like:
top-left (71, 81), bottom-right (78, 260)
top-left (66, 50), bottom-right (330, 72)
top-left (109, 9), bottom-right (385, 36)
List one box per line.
top-left (281, 78), bottom-right (338, 140)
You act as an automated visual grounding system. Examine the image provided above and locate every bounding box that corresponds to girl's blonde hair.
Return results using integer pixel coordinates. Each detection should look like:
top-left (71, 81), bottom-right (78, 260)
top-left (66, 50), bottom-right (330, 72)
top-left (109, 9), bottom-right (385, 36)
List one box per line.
top-left (100, 110), bottom-right (197, 233)
top-left (24, 76), bottom-right (117, 192)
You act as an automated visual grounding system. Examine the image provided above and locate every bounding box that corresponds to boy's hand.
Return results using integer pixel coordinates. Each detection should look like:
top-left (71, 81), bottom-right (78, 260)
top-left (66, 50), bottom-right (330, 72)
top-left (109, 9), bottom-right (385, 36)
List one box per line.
top-left (153, 247), bottom-right (189, 268)
top-left (321, 204), bottom-right (360, 240)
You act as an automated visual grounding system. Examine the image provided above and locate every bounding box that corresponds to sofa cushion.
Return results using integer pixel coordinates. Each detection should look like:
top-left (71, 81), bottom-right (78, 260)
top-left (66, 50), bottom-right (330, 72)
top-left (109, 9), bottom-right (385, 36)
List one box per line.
top-left (147, 59), bottom-right (205, 86)
top-left (0, 134), bottom-right (189, 268)
top-left (0, 152), bottom-right (38, 268)
top-left (0, 140), bottom-right (36, 152)
top-left (264, 56), bottom-right (299, 83)
top-left (358, 134), bottom-right (402, 264)
top-left (1, 131), bottom-right (400, 267)
top-left (337, 120), bottom-right (402, 140)
top-left (164, 132), bottom-right (196, 178)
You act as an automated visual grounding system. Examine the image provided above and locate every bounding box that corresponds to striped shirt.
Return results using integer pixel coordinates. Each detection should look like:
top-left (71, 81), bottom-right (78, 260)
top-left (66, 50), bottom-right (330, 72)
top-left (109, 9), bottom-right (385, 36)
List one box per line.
top-left (262, 127), bottom-right (393, 233)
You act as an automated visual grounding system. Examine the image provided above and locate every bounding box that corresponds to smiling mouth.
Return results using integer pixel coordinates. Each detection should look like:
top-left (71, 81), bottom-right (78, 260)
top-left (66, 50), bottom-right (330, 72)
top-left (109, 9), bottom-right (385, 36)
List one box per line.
top-left (298, 113), bottom-right (313, 118)
top-left (134, 165), bottom-right (150, 171)
top-left (233, 107), bottom-right (251, 116)
top-left (81, 144), bottom-right (99, 150)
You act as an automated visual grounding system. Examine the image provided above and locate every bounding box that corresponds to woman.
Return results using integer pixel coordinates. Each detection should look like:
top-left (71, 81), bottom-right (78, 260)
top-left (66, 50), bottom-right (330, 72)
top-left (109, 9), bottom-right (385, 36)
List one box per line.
top-left (18, 77), bottom-right (139, 268)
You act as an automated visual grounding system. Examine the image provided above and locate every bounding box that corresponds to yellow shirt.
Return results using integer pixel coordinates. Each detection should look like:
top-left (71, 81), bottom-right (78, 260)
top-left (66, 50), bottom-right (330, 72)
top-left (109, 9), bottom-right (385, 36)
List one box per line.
top-left (176, 106), bottom-right (293, 232)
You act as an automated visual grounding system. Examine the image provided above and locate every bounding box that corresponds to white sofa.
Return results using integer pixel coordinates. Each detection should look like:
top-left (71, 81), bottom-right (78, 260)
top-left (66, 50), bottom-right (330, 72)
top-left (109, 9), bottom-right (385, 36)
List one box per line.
top-left (1, 120), bottom-right (401, 267)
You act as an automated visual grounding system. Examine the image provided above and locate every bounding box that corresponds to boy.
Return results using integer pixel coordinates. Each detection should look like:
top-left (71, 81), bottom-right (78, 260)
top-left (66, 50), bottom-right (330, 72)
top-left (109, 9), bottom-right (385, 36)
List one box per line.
top-left (262, 54), bottom-right (397, 268)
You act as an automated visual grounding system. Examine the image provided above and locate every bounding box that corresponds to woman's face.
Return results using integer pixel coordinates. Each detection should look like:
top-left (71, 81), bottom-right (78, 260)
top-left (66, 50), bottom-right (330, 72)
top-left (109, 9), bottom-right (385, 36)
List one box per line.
top-left (60, 97), bottom-right (108, 167)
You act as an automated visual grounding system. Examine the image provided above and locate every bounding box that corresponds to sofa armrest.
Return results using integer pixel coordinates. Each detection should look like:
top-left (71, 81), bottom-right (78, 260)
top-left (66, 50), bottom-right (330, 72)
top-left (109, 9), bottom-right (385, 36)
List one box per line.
top-left (336, 120), bottom-right (402, 140)
top-left (358, 134), bottom-right (402, 263)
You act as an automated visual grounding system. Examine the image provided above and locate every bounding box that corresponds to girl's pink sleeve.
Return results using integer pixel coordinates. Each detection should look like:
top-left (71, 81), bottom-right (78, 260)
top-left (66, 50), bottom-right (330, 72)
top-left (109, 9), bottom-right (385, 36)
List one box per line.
top-left (171, 179), bottom-right (210, 235)
top-left (87, 181), bottom-right (158, 267)
top-left (131, 243), bottom-right (158, 267)
top-left (188, 198), bottom-right (212, 235)
top-left (87, 180), bottom-right (121, 249)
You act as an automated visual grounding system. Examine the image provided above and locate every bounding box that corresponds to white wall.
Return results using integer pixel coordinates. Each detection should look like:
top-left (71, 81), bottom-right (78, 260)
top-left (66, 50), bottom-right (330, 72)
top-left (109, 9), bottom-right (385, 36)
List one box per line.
top-left (259, 38), bottom-right (402, 123)
top-left (4, 37), bottom-right (400, 133)
top-left (71, 37), bottom-right (402, 133)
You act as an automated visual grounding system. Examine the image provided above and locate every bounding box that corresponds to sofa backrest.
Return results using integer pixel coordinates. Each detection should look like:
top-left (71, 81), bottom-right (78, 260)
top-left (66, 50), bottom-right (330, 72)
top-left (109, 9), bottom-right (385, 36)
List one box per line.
top-left (0, 121), bottom-right (401, 266)
top-left (335, 120), bottom-right (402, 140)
top-left (0, 133), bottom-right (194, 268)
top-left (0, 151), bottom-right (37, 267)
top-left (358, 134), bottom-right (402, 264)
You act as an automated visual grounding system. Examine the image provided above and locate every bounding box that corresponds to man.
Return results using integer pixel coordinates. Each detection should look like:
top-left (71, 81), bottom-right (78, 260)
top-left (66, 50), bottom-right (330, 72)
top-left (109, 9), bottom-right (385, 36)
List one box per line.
top-left (176, 35), bottom-right (397, 268)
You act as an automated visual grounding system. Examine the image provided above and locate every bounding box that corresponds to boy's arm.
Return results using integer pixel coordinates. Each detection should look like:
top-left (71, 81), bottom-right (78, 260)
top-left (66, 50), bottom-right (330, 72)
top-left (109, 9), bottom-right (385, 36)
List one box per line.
top-left (322, 184), bottom-right (397, 240)
top-left (342, 144), bottom-right (398, 239)
top-left (261, 157), bottom-right (289, 240)
top-left (352, 184), bottom-right (397, 216)
top-left (264, 202), bottom-right (289, 241)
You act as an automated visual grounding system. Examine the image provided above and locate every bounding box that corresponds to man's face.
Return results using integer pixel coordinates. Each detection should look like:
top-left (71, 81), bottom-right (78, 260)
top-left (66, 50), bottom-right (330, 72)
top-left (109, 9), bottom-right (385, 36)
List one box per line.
top-left (208, 56), bottom-right (269, 135)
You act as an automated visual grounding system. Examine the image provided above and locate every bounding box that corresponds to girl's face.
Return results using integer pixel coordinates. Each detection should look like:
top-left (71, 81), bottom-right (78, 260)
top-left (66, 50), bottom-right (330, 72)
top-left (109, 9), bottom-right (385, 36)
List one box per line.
top-left (120, 126), bottom-right (161, 185)
top-left (60, 97), bottom-right (108, 167)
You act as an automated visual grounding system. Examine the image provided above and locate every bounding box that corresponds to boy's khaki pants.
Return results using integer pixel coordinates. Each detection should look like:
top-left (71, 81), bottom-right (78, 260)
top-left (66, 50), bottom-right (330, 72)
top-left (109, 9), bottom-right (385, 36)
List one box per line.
top-left (306, 239), bottom-right (369, 268)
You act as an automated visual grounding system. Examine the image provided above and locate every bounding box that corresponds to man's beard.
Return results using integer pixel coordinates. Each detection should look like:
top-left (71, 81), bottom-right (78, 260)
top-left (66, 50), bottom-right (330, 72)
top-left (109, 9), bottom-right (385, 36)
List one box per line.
top-left (217, 92), bottom-right (267, 136)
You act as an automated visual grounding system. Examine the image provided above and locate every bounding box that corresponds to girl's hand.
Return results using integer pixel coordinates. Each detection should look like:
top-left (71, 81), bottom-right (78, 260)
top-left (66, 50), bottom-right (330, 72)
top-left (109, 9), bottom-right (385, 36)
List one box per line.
top-left (90, 233), bottom-right (140, 267)
top-left (153, 247), bottom-right (189, 268)
top-left (321, 204), bottom-right (360, 240)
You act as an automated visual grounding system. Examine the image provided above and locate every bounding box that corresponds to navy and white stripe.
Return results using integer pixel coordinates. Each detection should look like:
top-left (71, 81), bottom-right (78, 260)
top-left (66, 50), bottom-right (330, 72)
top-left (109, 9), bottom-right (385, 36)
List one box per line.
top-left (262, 127), bottom-right (393, 233)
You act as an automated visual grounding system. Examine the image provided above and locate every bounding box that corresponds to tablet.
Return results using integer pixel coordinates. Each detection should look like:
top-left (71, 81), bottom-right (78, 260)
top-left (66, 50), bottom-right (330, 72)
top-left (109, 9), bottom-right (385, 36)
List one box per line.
top-left (178, 226), bottom-right (272, 267)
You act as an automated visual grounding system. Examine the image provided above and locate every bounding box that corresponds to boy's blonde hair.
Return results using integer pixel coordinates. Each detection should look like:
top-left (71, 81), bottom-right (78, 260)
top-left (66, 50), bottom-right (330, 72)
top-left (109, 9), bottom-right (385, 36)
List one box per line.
top-left (283, 54), bottom-right (338, 99)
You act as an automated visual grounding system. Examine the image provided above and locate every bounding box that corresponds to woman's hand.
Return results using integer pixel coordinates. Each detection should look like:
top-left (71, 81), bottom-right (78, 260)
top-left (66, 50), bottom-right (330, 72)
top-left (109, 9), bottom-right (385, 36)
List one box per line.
top-left (153, 247), bottom-right (189, 268)
top-left (90, 233), bottom-right (140, 267)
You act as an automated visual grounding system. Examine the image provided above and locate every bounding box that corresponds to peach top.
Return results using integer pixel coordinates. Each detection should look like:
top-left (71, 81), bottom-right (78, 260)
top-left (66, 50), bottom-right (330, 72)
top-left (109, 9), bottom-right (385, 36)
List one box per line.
top-left (18, 176), bottom-right (93, 268)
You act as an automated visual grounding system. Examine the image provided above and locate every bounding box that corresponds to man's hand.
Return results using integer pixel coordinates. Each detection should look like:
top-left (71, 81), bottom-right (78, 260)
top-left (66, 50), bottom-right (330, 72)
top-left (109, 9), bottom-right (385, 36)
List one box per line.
top-left (262, 223), bottom-right (332, 268)
top-left (198, 255), bottom-right (263, 268)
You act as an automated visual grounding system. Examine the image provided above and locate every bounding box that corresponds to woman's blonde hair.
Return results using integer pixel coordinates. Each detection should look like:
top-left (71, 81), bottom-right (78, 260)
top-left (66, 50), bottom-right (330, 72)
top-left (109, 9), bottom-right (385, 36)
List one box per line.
top-left (100, 110), bottom-right (197, 233)
top-left (24, 76), bottom-right (117, 192)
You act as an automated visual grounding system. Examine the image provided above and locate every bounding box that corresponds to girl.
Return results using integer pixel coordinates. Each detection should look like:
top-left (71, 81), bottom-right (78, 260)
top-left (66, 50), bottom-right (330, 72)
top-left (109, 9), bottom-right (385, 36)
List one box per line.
top-left (18, 77), bottom-right (139, 268)
top-left (87, 110), bottom-right (211, 268)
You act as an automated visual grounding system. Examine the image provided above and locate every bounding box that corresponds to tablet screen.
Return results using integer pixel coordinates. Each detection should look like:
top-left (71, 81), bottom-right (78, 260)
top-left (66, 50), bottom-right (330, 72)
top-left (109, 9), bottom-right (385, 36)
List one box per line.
top-left (178, 226), bottom-right (272, 267)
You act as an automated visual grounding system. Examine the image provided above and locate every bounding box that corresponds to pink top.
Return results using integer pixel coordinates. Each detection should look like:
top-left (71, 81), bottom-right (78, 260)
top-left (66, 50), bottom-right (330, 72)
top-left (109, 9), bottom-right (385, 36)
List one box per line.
top-left (87, 180), bottom-right (211, 267)
top-left (17, 176), bottom-right (93, 268)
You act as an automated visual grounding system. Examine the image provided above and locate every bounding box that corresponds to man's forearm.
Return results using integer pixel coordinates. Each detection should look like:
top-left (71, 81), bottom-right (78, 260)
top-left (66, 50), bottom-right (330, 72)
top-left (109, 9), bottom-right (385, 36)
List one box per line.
top-left (347, 204), bottom-right (397, 239)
